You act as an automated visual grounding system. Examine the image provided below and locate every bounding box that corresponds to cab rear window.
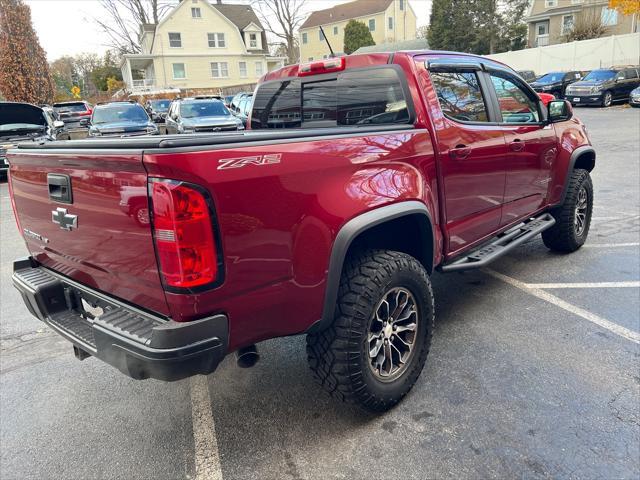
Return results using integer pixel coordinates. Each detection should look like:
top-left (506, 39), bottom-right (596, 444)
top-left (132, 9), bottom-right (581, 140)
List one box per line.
top-left (250, 67), bottom-right (410, 129)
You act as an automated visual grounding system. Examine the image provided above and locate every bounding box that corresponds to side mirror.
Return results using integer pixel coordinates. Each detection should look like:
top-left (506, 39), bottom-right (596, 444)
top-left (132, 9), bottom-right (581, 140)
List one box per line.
top-left (548, 99), bottom-right (573, 123)
top-left (616, 75), bottom-right (625, 81)
top-left (80, 118), bottom-right (90, 127)
top-left (53, 120), bottom-right (65, 129)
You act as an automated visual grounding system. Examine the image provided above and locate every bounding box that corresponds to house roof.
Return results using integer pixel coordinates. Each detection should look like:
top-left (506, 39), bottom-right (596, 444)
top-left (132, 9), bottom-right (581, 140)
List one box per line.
top-left (211, 2), bottom-right (269, 54)
top-left (300, 0), bottom-right (393, 29)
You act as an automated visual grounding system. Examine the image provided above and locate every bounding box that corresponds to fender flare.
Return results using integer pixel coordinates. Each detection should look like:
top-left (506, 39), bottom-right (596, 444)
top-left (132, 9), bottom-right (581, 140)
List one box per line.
top-left (556, 145), bottom-right (595, 207)
top-left (307, 201), bottom-right (435, 333)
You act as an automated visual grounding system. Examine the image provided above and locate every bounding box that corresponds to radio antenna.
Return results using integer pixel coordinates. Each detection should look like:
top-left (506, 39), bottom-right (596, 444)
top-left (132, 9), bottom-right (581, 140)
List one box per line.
top-left (319, 25), bottom-right (335, 57)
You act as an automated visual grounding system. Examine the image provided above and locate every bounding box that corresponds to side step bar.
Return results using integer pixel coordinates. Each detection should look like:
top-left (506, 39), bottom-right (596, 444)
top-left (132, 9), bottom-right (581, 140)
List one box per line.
top-left (440, 213), bottom-right (555, 272)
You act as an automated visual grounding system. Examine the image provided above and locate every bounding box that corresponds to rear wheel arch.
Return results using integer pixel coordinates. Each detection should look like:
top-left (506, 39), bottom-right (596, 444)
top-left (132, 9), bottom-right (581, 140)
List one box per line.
top-left (308, 201), bottom-right (435, 333)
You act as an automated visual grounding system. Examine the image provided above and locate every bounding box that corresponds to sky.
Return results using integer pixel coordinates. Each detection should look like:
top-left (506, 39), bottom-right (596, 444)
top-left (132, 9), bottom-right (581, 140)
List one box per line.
top-left (25, 0), bottom-right (431, 61)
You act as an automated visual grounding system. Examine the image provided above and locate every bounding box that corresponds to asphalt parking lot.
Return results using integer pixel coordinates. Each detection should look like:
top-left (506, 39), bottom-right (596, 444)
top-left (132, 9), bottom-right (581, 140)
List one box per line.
top-left (1, 106), bottom-right (639, 480)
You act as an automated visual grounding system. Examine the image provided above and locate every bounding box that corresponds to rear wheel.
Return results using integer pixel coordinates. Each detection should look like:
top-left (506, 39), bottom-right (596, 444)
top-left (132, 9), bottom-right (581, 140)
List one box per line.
top-left (602, 91), bottom-right (613, 107)
top-left (306, 250), bottom-right (434, 412)
top-left (542, 168), bottom-right (593, 252)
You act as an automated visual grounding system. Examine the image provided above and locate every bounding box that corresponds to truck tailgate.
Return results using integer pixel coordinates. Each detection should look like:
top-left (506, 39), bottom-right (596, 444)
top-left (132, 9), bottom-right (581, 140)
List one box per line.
top-left (8, 150), bottom-right (169, 317)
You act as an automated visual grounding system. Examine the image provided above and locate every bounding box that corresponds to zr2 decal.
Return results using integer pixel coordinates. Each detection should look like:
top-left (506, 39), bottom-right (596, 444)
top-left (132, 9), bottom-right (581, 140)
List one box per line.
top-left (218, 154), bottom-right (282, 170)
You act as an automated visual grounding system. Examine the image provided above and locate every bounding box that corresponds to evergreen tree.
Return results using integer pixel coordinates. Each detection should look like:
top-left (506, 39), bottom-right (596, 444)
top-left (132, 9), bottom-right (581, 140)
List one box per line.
top-left (428, 0), bottom-right (529, 55)
top-left (343, 20), bottom-right (375, 55)
top-left (428, 0), bottom-right (476, 53)
top-left (0, 0), bottom-right (54, 103)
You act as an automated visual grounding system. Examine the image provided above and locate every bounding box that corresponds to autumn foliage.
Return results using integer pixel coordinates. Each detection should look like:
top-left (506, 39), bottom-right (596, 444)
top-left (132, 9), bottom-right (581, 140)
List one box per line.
top-left (0, 0), bottom-right (54, 104)
top-left (608, 0), bottom-right (640, 15)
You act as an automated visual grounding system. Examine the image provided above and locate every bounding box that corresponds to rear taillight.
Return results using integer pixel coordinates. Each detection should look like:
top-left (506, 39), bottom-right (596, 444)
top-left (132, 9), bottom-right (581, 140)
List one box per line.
top-left (7, 168), bottom-right (22, 233)
top-left (150, 179), bottom-right (221, 290)
top-left (78, 110), bottom-right (92, 116)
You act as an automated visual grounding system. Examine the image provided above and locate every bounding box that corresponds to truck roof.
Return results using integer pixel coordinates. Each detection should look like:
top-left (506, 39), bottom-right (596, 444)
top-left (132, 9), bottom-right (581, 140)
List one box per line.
top-left (262, 50), bottom-right (513, 82)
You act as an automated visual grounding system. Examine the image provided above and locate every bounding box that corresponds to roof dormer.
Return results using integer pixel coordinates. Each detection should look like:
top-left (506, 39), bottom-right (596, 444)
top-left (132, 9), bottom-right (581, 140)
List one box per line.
top-left (243, 22), bottom-right (263, 51)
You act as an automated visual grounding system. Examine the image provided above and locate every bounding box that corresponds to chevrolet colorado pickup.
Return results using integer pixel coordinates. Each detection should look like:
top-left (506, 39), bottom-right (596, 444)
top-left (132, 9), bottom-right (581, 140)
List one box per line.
top-left (8, 52), bottom-right (595, 412)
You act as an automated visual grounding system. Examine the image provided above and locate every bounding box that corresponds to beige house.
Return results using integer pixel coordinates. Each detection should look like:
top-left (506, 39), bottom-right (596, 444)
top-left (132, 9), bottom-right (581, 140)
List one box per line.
top-left (526, 0), bottom-right (638, 47)
top-left (120, 0), bottom-right (285, 95)
top-left (299, 0), bottom-right (417, 61)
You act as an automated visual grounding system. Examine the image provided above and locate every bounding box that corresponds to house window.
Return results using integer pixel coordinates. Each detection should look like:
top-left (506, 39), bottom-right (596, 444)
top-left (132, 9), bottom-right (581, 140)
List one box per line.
top-left (308, 57), bottom-right (313, 61)
top-left (319, 29), bottom-right (324, 41)
top-left (239, 61), bottom-right (247, 78)
top-left (172, 63), bottom-right (186, 79)
top-left (388, 17), bottom-right (393, 30)
top-left (570, 0), bottom-right (583, 4)
top-left (545, 0), bottom-right (557, 7)
top-left (168, 32), bottom-right (182, 48)
top-left (561, 14), bottom-right (574, 35)
top-left (255, 61), bottom-right (264, 76)
top-left (302, 32), bottom-right (308, 44)
top-left (211, 62), bottom-right (229, 78)
top-left (601, 7), bottom-right (618, 26)
top-left (191, 7), bottom-right (201, 18)
top-left (399, 0), bottom-right (404, 10)
top-left (208, 33), bottom-right (225, 48)
top-left (249, 33), bottom-right (258, 48)
top-left (368, 19), bottom-right (375, 31)
top-left (333, 26), bottom-right (338, 35)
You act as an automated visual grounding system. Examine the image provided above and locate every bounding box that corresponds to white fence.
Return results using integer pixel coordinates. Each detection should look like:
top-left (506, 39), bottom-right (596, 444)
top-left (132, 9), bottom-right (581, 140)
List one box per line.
top-left (487, 33), bottom-right (640, 72)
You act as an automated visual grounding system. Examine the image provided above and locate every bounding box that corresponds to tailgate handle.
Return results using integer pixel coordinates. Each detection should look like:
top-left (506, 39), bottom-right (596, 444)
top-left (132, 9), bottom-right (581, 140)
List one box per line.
top-left (48, 174), bottom-right (73, 204)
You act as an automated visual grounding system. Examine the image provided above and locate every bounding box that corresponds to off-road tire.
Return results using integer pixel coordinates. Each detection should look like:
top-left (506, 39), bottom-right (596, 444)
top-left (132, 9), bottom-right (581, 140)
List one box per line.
top-left (306, 250), bottom-right (434, 412)
top-left (542, 168), bottom-right (593, 252)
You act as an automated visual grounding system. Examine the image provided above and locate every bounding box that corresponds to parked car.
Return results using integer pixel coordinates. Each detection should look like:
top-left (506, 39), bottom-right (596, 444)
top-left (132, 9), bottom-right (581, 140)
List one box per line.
top-left (165, 97), bottom-right (244, 133)
top-left (629, 86), bottom-right (640, 107)
top-left (529, 71), bottom-right (585, 98)
top-left (0, 102), bottom-right (62, 179)
top-left (52, 100), bottom-right (92, 130)
top-left (234, 94), bottom-right (253, 126)
top-left (230, 92), bottom-right (249, 113)
top-left (565, 66), bottom-right (640, 107)
top-left (8, 52), bottom-right (595, 412)
top-left (41, 105), bottom-right (68, 139)
top-left (517, 70), bottom-right (537, 83)
top-left (85, 101), bottom-right (159, 137)
top-left (145, 99), bottom-right (172, 123)
top-left (537, 92), bottom-right (556, 106)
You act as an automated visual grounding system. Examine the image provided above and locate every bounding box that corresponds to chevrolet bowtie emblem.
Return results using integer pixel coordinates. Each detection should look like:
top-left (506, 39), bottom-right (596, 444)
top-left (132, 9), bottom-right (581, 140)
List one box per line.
top-left (51, 207), bottom-right (78, 231)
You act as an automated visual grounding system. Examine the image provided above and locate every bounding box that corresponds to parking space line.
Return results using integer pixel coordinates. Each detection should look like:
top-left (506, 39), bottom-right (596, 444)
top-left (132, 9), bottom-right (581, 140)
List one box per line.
top-left (190, 375), bottom-right (223, 480)
top-left (584, 243), bottom-right (640, 248)
top-left (525, 281), bottom-right (640, 289)
top-left (483, 269), bottom-right (640, 345)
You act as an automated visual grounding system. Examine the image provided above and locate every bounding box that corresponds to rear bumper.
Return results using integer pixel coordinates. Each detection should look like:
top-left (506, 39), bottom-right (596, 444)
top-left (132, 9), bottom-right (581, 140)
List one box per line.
top-left (12, 257), bottom-right (228, 381)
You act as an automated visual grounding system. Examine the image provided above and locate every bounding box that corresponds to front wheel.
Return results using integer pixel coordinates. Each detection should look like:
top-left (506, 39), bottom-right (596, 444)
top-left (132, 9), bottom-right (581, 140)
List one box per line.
top-left (306, 250), bottom-right (434, 412)
top-left (602, 91), bottom-right (613, 107)
top-left (542, 169), bottom-right (593, 252)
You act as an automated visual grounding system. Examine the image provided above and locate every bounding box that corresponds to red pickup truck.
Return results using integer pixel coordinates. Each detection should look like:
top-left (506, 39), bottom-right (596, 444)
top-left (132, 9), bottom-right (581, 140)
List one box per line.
top-left (8, 52), bottom-right (595, 412)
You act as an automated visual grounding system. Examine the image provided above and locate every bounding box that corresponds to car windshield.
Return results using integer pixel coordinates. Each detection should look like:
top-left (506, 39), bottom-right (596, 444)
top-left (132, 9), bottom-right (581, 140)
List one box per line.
top-left (180, 101), bottom-right (230, 118)
top-left (92, 104), bottom-right (148, 124)
top-left (150, 100), bottom-right (170, 111)
top-left (53, 102), bottom-right (87, 112)
top-left (583, 70), bottom-right (616, 81)
top-left (536, 72), bottom-right (563, 83)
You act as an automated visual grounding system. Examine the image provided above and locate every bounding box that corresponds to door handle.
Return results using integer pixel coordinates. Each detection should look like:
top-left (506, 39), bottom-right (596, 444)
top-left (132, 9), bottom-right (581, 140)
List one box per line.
top-left (449, 145), bottom-right (471, 159)
top-left (509, 139), bottom-right (525, 152)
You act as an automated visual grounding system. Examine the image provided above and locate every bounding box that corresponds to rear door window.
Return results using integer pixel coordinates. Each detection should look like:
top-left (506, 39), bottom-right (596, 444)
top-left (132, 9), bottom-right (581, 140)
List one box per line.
top-left (251, 67), bottom-right (410, 129)
top-left (430, 71), bottom-right (489, 123)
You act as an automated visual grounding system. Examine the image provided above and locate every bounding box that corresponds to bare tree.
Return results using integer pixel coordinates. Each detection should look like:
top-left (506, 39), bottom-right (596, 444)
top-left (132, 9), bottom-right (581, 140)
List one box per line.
top-left (255, 0), bottom-right (306, 65)
top-left (93, 0), bottom-right (174, 54)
